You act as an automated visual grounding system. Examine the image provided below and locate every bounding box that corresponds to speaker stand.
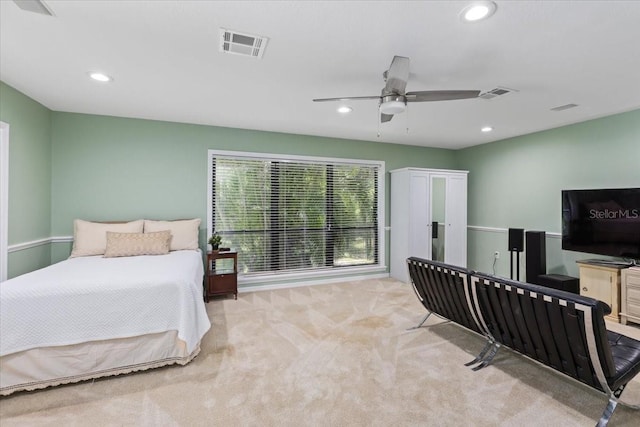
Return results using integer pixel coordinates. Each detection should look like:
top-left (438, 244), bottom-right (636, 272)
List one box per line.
top-left (510, 250), bottom-right (521, 281)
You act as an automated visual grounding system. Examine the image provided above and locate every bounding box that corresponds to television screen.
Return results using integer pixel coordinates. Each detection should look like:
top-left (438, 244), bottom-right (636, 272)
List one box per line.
top-left (562, 188), bottom-right (640, 260)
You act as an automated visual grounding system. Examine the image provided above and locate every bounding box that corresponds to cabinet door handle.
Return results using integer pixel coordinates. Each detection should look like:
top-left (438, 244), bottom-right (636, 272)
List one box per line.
top-left (582, 287), bottom-right (588, 292)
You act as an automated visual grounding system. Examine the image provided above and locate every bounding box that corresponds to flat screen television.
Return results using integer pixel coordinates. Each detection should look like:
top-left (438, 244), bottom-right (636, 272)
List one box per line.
top-left (562, 188), bottom-right (640, 260)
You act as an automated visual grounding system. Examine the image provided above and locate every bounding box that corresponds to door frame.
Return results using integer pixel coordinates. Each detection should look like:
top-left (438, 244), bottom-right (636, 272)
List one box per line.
top-left (0, 121), bottom-right (9, 281)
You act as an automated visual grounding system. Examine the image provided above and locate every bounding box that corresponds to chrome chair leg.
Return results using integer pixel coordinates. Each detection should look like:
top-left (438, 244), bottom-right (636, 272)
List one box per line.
top-left (595, 384), bottom-right (640, 426)
top-left (407, 312), bottom-right (431, 330)
top-left (597, 397), bottom-right (618, 427)
top-left (465, 340), bottom-right (494, 367)
top-left (471, 342), bottom-right (500, 371)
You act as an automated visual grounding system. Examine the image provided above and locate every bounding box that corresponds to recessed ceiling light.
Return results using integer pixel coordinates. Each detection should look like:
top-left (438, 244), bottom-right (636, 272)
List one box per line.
top-left (461, 1), bottom-right (497, 22)
top-left (337, 106), bottom-right (353, 114)
top-left (481, 126), bottom-right (493, 132)
top-left (88, 72), bottom-right (112, 82)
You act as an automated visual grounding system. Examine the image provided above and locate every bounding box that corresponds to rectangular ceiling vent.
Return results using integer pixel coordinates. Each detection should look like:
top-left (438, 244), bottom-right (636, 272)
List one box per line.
top-left (13, 0), bottom-right (54, 16)
top-left (219, 29), bottom-right (268, 59)
top-left (550, 103), bottom-right (579, 112)
top-left (479, 86), bottom-right (518, 100)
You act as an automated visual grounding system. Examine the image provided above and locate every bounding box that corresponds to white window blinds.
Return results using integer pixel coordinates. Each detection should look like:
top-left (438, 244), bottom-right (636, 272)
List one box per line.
top-left (209, 152), bottom-right (381, 276)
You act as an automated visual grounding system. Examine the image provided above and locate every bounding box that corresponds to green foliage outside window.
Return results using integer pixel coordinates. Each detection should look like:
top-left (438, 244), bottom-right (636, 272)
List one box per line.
top-left (213, 157), bottom-right (378, 275)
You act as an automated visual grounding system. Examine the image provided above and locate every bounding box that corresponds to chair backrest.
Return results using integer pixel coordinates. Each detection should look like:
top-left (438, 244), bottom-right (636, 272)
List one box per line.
top-left (471, 272), bottom-right (616, 390)
top-left (407, 257), bottom-right (484, 335)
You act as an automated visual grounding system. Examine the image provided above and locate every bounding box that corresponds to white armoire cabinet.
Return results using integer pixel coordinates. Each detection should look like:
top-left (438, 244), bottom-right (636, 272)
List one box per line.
top-left (390, 168), bottom-right (468, 283)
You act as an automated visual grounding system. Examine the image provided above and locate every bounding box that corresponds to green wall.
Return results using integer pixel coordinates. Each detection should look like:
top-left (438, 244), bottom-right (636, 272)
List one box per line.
top-left (4, 79), bottom-right (639, 284)
top-left (0, 82), bottom-right (52, 278)
top-left (50, 112), bottom-right (457, 271)
top-left (458, 109), bottom-right (640, 277)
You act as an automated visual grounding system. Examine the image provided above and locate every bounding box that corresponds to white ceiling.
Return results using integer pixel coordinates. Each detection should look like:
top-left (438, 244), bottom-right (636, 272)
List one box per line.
top-left (2, 1), bottom-right (640, 149)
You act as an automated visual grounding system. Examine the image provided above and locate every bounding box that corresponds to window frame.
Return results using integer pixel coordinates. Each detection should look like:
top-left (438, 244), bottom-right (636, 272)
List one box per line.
top-left (207, 149), bottom-right (386, 284)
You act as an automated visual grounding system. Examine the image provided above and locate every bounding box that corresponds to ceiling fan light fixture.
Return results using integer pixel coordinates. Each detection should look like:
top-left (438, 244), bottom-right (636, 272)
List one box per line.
top-left (380, 101), bottom-right (405, 115)
top-left (380, 95), bottom-right (406, 115)
top-left (461, 1), bottom-right (497, 22)
top-left (337, 106), bottom-right (353, 114)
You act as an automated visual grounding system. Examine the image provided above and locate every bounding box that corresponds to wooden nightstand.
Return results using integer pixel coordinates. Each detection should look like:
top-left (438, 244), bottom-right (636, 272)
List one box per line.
top-left (205, 250), bottom-right (238, 301)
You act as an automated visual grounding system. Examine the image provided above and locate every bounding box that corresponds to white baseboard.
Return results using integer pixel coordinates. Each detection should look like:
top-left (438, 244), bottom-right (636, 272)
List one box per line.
top-left (239, 272), bottom-right (391, 293)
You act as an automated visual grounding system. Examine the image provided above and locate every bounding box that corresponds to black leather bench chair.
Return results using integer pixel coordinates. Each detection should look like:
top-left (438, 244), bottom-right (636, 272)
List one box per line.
top-left (407, 257), bottom-right (640, 426)
top-left (407, 257), bottom-right (502, 369)
top-left (407, 258), bottom-right (482, 332)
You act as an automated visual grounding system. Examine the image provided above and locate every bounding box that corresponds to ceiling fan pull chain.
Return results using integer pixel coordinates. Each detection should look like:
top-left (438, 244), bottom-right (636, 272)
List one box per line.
top-left (406, 106), bottom-right (409, 134)
top-left (377, 107), bottom-right (381, 138)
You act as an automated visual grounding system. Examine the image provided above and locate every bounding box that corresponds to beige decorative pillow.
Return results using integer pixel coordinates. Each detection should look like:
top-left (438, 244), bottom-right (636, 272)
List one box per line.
top-left (70, 219), bottom-right (144, 258)
top-left (103, 231), bottom-right (171, 258)
top-left (143, 218), bottom-right (201, 251)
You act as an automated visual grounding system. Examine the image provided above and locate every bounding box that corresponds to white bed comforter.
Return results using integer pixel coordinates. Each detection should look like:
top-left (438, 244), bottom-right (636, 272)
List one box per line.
top-left (0, 250), bottom-right (211, 357)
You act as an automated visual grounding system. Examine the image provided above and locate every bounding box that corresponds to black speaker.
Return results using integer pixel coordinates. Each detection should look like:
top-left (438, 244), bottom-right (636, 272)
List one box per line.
top-left (526, 231), bottom-right (547, 284)
top-left (432, 221), bottom-right (438, 239)
top-left (508, 228), bottom-right (524, 252)
top-left (537, 274), bottom-right (579, 294)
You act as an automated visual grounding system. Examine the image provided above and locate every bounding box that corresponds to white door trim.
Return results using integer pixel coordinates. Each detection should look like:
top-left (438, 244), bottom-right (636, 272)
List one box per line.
top-left (0, 121), bottom-right (9, 282)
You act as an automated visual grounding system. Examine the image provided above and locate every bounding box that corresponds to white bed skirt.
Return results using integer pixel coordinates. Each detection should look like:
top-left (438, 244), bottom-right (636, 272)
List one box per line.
top-left (0, 331), bottom-right (199, 396)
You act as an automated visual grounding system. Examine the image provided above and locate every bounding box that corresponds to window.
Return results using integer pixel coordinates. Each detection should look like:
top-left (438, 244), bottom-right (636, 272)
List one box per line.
top-left (208, 150), bottom-right (384, 278)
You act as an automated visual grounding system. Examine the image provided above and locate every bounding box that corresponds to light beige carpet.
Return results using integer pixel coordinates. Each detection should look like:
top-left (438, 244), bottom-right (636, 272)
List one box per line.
top-left (1, 278), bottom-right (639, 426)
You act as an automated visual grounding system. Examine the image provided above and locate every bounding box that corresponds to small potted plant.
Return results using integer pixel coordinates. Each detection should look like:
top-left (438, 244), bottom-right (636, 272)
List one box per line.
top-left (208, 233), bottom-right (222, 251)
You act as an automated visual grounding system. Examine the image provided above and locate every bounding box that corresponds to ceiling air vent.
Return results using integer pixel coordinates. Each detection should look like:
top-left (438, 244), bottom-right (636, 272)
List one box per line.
top-left (219, 29), bottom-right (268, 59)
top-left (551, 103), bottom-right (579, 112)
top-left (479, 86), bottom-right (518, 100)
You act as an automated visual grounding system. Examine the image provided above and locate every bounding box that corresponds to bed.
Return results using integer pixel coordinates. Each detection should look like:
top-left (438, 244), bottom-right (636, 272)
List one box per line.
top-left (0, 219), bottom-right (211, 396)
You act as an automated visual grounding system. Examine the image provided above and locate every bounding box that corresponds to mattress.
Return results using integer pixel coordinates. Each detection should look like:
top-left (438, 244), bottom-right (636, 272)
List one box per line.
top-left (0, 250), bottom-right (211, 395)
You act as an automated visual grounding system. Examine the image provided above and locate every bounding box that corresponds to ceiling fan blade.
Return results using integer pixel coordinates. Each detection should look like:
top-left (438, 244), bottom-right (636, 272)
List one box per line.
top-left (13, 0), bottom-right (53, 15)
top-left (381, 113), bottom-right (394, 123)
top-left (405, 90), bottom-right (481, 102)
top-left (383, 56), bottom-right (410, 95)
top-left (313, 96), bottom-right (381, 102)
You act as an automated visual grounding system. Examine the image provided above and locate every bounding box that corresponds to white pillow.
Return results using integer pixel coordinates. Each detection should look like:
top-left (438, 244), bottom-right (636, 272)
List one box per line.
top-left (70, 219), bottom-right (144, 258)
top-left (143, 218), bottom-right (201, 251)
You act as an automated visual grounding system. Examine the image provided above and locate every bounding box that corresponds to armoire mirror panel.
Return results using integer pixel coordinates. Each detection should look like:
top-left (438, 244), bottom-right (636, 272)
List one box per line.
top-left (431, 176), bottom-right (446, 263)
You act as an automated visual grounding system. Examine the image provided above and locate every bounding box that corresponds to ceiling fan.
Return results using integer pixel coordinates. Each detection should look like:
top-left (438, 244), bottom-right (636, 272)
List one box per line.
top-left (313, 56), bottom-right (480, 123)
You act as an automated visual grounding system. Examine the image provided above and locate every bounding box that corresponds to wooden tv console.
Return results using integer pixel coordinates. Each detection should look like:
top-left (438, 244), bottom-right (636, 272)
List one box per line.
top-left (577, 260), bottom-right (626, 323)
